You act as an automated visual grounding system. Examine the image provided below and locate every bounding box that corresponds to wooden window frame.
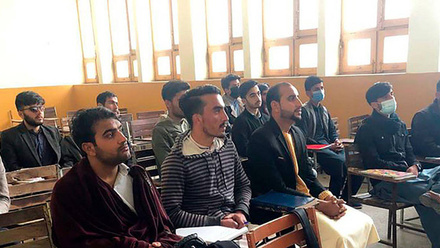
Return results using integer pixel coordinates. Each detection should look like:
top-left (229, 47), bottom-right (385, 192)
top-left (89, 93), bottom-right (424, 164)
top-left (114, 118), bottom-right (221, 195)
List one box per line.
top-left (340, 31), bottom-right (377, 74)
top-left (340, 0), bottom-right (409, 74)
top-left (263, 0), bottom-right (318, 77)
top-left (377, 28), bottom-right (408, 73)
top-left (206, 0), bottom-right (243, 79)
top-left (263, 38), bottom-right (294, 77)
top-left (76, 0), bottom-right (98, 83)
top-left (150, 0), bottom-right (179, 81)
top-left (108, 0), bottom-right (137, 83)
top-left (295, 36), bottom-right (317, 75)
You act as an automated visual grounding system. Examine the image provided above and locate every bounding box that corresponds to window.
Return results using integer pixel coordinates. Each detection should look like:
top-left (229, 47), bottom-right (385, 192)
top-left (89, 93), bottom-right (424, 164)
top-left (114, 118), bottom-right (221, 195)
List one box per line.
top-left (150, 0), bottom-right (180, 80)
top-left (206, 0), bottom-right (243, 78)
top-left (76, 0), bottom-right (98, 83)
top-left (340, 0), bottom-right (409, 74)
top-left (263, 0), bottom-right (318, 76)
top-left (108, 0), bottom-right (137, 82)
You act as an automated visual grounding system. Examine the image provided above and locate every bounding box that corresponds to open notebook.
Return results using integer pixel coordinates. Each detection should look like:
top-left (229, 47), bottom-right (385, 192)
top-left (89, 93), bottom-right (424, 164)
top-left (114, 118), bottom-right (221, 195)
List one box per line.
top-left (176, 226), bottom-right (248, 243)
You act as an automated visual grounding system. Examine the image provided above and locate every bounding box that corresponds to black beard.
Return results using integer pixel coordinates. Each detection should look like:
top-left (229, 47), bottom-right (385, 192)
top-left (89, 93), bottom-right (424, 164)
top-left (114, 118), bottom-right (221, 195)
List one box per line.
top-left (23, 114), bottom-right (43, 127)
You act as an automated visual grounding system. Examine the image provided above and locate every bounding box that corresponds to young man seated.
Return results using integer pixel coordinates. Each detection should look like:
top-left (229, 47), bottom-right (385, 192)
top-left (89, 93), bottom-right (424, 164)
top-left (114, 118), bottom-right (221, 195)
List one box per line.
top-left (411, 80), bottom-right (440, 157)
top-left (152, 80), bottom-right (190, 170)
top-left (231, 80), bottom-right (269, 158)
top-left (247, 82), bottom-right (379, 248)
top-left (50, 107), bottom-right (181, 248)
top-left (1, 91), bottom-right (74, 171)
top-left (296, 76), bottom-right (363, 203)
top-left (161, 85), bottom-right (251, 229)
top-left (356, 82), bottom-right (440, 248)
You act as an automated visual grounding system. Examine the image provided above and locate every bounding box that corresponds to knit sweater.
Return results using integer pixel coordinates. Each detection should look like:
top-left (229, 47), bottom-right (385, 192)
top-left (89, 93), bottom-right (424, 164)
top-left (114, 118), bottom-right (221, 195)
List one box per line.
top-left (160, 130), bottom-right (251, 228)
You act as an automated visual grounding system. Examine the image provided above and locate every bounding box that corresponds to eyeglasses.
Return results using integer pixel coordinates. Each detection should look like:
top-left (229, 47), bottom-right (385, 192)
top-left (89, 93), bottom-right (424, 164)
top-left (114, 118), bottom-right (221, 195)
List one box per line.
top-left (21, 105), bottom-right (45, 113)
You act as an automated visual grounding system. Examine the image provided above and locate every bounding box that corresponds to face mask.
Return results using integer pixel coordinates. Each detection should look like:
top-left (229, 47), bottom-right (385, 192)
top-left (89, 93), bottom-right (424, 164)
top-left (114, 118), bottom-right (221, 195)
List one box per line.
top-left (379, 98), bottom-right (397, 115)
top-left (312, 90), bottom-right (325, 102)
top-left (230, 86), bottom-right (240, 99)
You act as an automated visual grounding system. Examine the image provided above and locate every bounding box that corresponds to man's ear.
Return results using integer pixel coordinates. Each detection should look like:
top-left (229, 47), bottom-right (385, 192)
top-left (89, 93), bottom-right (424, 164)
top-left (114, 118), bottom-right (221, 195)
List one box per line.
top-left (370, 102), bottom-right (380, 111)
top-left (18, 110), bottom-right (24, 119)
top-left (164, 100), bottom-right (172, 110)
top-left (192, 113), bottom-right (202, 127)
top-left (97, 103), bottom-right (103, 107)
top-left (305, 90), bottom-right (313, 99)
top-left (270, 101), bottom-right (280, 114)
top-left (81, 142), bottom-right (96, 157)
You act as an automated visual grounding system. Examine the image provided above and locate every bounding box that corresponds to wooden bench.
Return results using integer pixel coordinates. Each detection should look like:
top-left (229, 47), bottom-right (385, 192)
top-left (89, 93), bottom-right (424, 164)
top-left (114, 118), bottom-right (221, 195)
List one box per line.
top-left (0, 203), bottom-right (54, 247)
top-left (7, 165), bottom-right (58, 211)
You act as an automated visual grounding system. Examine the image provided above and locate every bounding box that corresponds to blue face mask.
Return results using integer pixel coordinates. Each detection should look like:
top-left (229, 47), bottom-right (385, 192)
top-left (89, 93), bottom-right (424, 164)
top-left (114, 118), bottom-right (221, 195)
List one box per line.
top-left (380, 98), bottom-right (397, 115)
top-left (312, 90), bottom-right (325, 102)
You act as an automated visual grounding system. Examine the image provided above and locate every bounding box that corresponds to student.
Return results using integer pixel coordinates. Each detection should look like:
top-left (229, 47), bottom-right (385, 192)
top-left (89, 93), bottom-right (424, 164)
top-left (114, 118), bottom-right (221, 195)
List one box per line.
top-left (411, 80), bottom-right (440, 157)
top-left (152, 80), bottom-right (190, 170)
top-left (356, 82), bottom-right (440, 247)
top-left (221, 74), bottom-right (244, 124)
top-left (1, 91), bottom-right (71, 171)
top-left (257, 83), bottom-right (270, 115)
top-left (97, 91), bottom-right (120, 116)
top-left (231, 80), bottom-right (269, 157)
top-left (50, 107), bottom-right (181, 248)
top-left (247, 82), bottom-right (379, 247)
top-left (296, 76), bottom-right (362, 203)
top-left (161, 85), bottom-right (251, 228)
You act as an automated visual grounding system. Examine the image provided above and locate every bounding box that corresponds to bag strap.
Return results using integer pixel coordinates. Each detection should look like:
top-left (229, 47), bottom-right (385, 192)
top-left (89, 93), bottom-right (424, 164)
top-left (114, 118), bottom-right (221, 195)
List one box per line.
top-left (291, 208), bottom-right (320, 248)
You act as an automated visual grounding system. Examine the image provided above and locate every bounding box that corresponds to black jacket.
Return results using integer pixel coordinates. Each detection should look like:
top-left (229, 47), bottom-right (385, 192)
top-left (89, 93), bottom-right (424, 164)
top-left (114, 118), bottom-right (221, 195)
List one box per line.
top-left (1, 123), bottom-right (67, 171)
top-left (297, 101), bottom-right (338, 144)
top-left (247, 118), bottom-right (326, 198)
top-left (355, 111), bottom-right (420, 174)
top-left (231, 109), bottom-right (269, 157)
top-left (411, 99), bottom-right (440, 157)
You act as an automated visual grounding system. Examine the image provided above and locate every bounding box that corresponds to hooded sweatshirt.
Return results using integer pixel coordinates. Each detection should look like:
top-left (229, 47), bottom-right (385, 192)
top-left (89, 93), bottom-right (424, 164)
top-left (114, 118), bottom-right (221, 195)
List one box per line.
top-left (160, 130), bottom-right (251, 228)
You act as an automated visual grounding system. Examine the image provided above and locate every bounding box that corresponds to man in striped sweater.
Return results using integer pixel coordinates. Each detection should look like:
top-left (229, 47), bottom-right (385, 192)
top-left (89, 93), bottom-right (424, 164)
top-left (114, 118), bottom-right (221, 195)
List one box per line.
top-left (161, 84), bottom-right (251, 229)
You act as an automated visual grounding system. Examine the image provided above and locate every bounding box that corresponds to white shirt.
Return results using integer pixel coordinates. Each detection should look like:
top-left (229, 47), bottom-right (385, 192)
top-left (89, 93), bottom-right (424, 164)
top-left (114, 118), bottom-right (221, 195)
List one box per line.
top-left (113, 163), bottom-right (137, 214)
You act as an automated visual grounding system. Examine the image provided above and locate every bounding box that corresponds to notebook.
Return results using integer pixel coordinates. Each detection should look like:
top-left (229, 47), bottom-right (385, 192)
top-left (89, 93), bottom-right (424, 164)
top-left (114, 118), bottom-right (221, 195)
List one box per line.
top-left (251, 191), bottom-right (318, 213)
top-left (306, 144), bottom-right (331, 150)
top-left (176, 226), bottom-right (248, 243)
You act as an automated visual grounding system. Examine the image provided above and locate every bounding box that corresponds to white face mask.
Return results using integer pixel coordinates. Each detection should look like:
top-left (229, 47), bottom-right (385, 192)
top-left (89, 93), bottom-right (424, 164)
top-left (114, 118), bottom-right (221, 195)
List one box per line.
top-left (379, 98), bottom-right (397, 115)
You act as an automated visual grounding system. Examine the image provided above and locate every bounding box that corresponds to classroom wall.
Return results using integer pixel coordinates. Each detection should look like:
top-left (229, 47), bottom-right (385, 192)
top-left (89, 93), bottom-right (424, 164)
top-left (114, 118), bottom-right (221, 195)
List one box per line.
top-left (0, 72), bottom-right (438, 137)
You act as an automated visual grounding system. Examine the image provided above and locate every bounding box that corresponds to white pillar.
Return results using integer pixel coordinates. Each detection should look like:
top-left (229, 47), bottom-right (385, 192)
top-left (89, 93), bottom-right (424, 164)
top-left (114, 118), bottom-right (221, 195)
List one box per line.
top-left (407, 0), bottom-right (440, 73)
top-left (177, 0), bottom-right (208, 81)
top-left (91, 0), bottom-right (113, 83)
top-left (242, 0), bottom-right (263, 78)
top-left (133, 0), bottom-right (154, 82)
top-left (317, 0), bottom-right (341, 76)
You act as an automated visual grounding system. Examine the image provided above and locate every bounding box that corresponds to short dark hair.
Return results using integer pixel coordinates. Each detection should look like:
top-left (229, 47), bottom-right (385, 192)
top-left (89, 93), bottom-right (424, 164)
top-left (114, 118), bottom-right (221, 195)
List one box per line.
top-left (304, 76), bottom-right (323, 91)
top-left (96, 91), bottom-right (117, 105)
top-left (365, 82), bottom-right (393, 104)
top-left (220, 74), bottom-right (241, 90)
top-left (239, 80), bottom-right (259, 99)
top-left (71, 107), bottom-right (118, 155)
top-left (258, 83), bottom-right (270, 93)
top-left (437, 79), bottom-right (440, 92)
top-left (179, 84), bottom-right (221, 127)
top-left (266, 82), bottom-right (291, 114)
top-left (15, 91), bottom-right (45, 111)
top-left (161, 80), bottom-right (191, 101)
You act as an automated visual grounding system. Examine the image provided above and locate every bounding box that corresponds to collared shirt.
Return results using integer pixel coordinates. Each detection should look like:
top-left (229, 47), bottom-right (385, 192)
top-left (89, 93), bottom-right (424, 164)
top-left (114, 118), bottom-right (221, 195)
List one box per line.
top-left (113, 163), bottom-right (137, 214)
top-left (312, 105), bottom-right (326, 142)
top-left (28, 128), bottom-right (57, 166)
top-left (181, 133), bottom-right (225, 156)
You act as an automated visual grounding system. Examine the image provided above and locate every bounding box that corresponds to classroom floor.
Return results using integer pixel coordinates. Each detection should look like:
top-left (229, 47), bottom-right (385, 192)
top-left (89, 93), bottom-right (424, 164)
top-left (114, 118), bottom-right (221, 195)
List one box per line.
top-left (318, 173), bottom-right (432, 248)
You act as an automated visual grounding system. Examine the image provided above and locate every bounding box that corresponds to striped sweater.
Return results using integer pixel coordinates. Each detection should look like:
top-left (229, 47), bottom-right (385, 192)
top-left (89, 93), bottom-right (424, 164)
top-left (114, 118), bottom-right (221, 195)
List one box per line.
top-left (161, 131), bottom-right (251, 228)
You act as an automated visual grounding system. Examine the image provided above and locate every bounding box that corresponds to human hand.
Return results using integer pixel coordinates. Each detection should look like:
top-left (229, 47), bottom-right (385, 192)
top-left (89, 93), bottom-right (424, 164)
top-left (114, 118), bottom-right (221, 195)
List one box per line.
top-left (316, 200), bottom-right (346, 220)
top-left (149, 242), bottom-right (161, 247)
top-left (406, 165), bottom-right (419, 176)
top-left (325, 195), bottom-right (346, 208)
top-left (222, 212), bottom-right (247, 229)
top-left (330, 140), bottom-right (344, 152)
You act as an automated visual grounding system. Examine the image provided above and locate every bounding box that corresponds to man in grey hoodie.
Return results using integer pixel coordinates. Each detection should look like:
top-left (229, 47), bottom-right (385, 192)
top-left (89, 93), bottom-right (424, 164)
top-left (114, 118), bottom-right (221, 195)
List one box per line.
top-left (160, 84), bottom-right (251, 229)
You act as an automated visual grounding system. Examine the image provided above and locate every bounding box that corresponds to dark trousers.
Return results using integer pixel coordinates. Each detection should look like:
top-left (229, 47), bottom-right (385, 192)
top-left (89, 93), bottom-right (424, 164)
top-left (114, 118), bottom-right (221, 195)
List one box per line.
top-left (317, 148), bottom-right (363, 199)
